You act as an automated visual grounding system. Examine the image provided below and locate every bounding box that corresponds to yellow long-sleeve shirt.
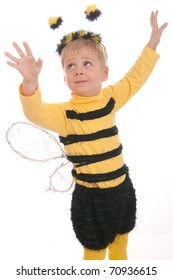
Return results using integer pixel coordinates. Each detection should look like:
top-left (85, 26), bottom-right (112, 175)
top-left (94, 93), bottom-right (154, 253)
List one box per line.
top-left (19, 46), bottom-right (159, 189)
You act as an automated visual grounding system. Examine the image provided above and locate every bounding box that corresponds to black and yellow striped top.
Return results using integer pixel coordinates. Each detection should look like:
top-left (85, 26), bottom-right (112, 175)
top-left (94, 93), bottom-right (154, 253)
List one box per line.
top-left (20, 46), bottom-right (159, 188)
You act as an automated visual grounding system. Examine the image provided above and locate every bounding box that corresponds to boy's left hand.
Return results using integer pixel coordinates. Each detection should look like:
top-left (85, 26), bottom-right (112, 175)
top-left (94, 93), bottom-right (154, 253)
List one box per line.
top-left (147, 10), bottom-right (168, 50)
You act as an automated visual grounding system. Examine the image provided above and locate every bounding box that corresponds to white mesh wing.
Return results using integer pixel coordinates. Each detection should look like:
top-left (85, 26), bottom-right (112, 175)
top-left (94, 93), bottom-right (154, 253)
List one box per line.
top-left (6, 122), bottom-right (74, 192)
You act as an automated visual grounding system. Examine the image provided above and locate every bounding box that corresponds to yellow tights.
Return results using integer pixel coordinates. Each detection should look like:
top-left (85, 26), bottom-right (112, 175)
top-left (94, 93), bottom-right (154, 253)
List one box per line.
top-left (83, 233), bottom-right (128, 260)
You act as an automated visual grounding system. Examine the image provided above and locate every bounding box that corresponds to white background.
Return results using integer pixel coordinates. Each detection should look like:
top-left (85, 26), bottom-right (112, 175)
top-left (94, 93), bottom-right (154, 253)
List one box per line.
top-left (0, 0), bottom-right (173, 278)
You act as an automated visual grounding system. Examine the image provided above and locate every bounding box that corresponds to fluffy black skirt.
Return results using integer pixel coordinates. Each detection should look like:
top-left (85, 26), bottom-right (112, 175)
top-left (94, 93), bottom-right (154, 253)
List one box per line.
top-left (71, 174), bottom-right (136, 250)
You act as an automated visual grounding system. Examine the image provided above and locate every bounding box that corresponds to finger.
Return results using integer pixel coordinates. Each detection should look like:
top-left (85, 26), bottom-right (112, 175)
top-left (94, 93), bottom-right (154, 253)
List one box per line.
top-left (12, 41), bottom-right (26, 58)
top-left (150, 11), bottom-right (154, 27)
top-left (4, 51), bottom-right (19, 63)
top-left (159, 22), bottom-right (168, 33)
top-left (6, 60), bottom-right (19, 69)
top-left (23, 41), bottom-right (34, 57)
top-left (153, 10), bottom-right (158, 28)
top-left (37, 58), bottom-right (43, 68)
top-left (154, 10), bottom-right (159, 19)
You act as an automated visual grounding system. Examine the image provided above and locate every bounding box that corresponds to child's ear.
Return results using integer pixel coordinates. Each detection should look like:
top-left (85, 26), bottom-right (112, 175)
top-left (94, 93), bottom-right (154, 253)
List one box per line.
top-left (102, 66), bottom-right (109, 81)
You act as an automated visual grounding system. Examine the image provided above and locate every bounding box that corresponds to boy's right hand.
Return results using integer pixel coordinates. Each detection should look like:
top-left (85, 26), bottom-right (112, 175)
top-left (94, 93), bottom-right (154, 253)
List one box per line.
top-left (5, 41), bottom-right (43, 96)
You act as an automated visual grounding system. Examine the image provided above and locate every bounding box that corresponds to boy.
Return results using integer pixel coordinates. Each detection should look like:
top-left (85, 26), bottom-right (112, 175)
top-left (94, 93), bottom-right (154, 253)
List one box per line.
top-left (5, 11), bottom-right (167, 260)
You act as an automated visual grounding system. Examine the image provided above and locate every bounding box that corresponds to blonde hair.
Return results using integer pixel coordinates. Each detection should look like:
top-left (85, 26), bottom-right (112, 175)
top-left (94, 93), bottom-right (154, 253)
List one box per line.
top-left (61, 38), bottom-right (108, 67)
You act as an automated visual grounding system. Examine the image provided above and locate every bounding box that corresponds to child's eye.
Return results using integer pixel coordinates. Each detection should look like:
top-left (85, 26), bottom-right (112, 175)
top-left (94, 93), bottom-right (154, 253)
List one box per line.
top-left (67, 63), bottom-right (75, 69)
top-left (84, 61), bottom-right (92, 67)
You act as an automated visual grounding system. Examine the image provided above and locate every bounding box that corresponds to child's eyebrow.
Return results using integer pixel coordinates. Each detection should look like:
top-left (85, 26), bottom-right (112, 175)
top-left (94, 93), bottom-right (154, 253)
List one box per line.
top-left (65, 57), bottom-right (95, 64)
top-left (83, 57), bottom-right (93, 60)
top-left (64, 58), bottom-right (76, 64)
top-left (81, 57), bottom-right (96, 63)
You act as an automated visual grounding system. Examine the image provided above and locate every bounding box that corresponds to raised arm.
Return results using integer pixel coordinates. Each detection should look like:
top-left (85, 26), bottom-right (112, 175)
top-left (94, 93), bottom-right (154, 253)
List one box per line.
top-left (147, 10), bottom-right (168, 51)
top-left (4, 41), bottom-right (43, 96)
top-left (109, 11), bottom-right (168, 111)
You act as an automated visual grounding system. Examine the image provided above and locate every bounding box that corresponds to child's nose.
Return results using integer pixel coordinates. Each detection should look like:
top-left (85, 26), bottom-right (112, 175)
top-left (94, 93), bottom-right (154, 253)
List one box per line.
top-left (75, 67), bottom-right (83, 76)
top-left (75, 72), bottom-right (83, 76)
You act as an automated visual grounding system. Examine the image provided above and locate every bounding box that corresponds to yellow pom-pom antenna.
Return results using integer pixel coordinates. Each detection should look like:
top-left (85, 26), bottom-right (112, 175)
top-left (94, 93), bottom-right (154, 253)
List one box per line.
top-left (48, 16), bottom-right (63, 30)
top-left (85, 5), bottom-right (102, 21)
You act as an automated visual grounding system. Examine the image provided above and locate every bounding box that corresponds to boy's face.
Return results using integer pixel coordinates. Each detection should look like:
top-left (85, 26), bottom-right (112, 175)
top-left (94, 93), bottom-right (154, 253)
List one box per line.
top-left (62, 46), bottom-right (108, 97)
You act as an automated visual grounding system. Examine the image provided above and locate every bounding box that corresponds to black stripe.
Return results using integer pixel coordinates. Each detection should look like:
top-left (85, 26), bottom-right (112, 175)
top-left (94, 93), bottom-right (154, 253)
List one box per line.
top-left (66, 97), bottom-right (115, 120)
top-left (59, 125), bottom-right (118, 145)
top-left (72, 164), bottom-right (128, 183)
top-left (67, 144), bottom-right (123, 167)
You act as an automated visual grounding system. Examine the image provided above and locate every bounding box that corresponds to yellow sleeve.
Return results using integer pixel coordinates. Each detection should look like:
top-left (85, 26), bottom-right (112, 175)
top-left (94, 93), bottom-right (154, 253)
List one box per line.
top-left (19, 85), bottom-right (67, 135)
top-left (104, 46), bottom-right (160, 111)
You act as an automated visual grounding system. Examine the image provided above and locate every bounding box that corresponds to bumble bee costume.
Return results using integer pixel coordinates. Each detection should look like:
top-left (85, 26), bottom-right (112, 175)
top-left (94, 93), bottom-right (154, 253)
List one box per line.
top-left (7, 5), bottom-right (160, 260)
